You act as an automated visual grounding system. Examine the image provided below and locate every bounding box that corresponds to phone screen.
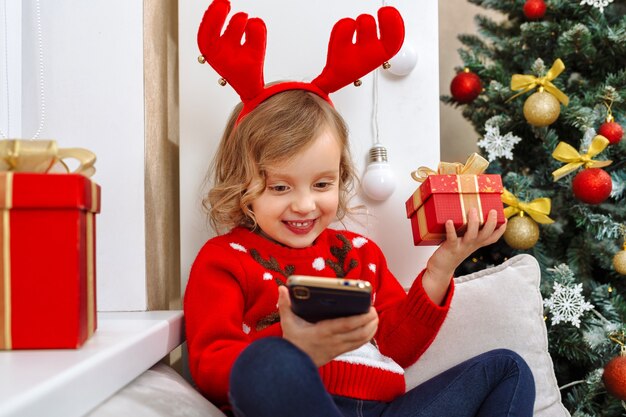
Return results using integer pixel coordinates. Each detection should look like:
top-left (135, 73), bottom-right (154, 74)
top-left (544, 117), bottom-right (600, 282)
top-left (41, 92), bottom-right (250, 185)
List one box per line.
top-left (287, 276), bottom-right (372, 323)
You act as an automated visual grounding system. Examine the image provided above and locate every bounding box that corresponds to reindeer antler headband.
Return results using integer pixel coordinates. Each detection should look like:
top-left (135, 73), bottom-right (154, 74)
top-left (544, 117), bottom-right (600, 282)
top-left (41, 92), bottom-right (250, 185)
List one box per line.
top-left (197, 0), bottom-right (405, 123)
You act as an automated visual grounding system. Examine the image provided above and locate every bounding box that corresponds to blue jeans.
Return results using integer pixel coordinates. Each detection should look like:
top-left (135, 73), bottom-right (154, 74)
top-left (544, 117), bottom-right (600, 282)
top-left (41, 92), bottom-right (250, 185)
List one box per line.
top-left (229, 337), bottom-right (535, 417)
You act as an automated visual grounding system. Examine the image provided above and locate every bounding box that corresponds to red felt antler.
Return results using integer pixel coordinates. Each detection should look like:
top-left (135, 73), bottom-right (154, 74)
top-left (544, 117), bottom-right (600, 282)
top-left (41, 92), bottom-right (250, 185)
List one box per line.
top-left (197, 0), bottom-right (405, 123)
top-left (197, 0), bottom-right (266, 101)
top-left (313, 7), bottom-right (404, 93)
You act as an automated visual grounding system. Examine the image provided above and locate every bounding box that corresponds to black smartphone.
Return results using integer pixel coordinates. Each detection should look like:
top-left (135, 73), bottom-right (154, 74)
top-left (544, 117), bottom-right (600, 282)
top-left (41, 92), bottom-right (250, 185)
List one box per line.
top-left (287, 275), bottom-right (372, 323)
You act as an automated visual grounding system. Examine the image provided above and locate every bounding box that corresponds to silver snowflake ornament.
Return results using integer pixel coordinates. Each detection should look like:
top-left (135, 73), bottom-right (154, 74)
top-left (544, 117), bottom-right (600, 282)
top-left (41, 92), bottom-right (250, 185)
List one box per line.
top-left (544, 282), bottom-right (593, 328)
top-left (579, 0), bottom-right (614, 13)
top-left (477, 124), bottom-right (522, 162)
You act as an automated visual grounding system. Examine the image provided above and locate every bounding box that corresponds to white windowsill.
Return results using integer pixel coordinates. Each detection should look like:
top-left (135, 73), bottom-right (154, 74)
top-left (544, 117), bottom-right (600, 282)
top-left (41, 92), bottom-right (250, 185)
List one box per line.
top-left (0, 310), bottom-right (184, 417)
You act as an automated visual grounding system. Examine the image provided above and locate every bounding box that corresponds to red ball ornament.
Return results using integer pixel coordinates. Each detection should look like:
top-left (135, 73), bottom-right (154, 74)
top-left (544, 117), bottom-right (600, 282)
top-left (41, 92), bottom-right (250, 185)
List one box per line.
top-left (603, 354), bottom-right (626, 400)
top-left (523, 0), bottom-right (547, 20)
top-left (572, 168), bottom-right (612, 204)
top-left (450, 69), bottom-right (482, 103)
top-left (598, 121), bottom-right (624, 145)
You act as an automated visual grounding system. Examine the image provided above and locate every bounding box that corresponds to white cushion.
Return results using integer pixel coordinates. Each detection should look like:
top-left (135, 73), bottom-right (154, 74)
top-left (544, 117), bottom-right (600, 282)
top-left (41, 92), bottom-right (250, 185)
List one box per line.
top-left (404, 254), bottom-right (570, 417)
top-left (87, 363), bottom-right (227, 417)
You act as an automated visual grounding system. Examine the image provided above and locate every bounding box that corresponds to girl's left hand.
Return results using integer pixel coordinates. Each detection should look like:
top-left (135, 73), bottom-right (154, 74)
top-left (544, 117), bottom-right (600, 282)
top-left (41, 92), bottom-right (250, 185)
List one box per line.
top-left (435, 208), bottom-right (505, 268)
top-left (422, 208), bottom-right (506, 304)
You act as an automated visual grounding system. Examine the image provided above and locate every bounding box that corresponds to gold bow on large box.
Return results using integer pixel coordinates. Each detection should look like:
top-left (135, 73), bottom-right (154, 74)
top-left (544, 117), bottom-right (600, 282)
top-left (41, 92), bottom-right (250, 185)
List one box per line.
top-left (0, 139), bottom-right (96, 177)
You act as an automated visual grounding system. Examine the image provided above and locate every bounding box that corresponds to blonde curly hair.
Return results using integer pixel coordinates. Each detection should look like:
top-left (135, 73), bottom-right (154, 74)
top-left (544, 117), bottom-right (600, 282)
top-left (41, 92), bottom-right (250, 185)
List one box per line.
top-left (204, 90), bottom-right (357, 234)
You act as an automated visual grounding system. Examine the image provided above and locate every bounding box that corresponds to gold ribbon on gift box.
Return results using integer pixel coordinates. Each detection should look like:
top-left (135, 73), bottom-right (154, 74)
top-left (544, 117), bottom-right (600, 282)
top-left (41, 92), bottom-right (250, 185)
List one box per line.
top-left (501, 189), bottom-right (554, 224)
top-left (0, 139), bottom-right (97, 350)
top-left (509, 58), bottom-right (569, 106)
top-left (411, 152), bottom-right (490, 182)
top-left (551, 135), bottom-right (612, 181)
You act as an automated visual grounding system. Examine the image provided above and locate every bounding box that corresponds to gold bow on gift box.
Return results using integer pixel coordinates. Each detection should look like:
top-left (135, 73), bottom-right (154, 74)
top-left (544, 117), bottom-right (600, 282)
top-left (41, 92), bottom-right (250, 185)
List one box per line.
top-left (509, 58), bottom-right (569, 105)
top-left (411, 153), bottom-right (490, 182)
top-left (501, 189), bottom-right (554, 224)
top-left (551, 135), bottom-right (612, 181)
top-left (0, 139), bottom-right (96, 177)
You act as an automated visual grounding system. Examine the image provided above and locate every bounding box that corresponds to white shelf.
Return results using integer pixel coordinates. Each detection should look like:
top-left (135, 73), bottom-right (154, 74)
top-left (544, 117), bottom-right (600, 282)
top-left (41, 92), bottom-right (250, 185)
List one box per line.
top-left (0, 310), bottom-right (184, 417)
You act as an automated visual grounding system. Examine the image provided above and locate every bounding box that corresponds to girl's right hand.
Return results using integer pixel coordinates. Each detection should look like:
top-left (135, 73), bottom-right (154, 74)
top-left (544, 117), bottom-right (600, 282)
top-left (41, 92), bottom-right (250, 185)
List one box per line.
top-left (277, 285), bottom-right (378, 367)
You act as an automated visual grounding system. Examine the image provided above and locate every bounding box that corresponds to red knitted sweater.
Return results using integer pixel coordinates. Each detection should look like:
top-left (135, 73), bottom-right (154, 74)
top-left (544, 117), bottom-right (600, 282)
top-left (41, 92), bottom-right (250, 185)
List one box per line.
top-left (184, 227), bottom-right (453, 409)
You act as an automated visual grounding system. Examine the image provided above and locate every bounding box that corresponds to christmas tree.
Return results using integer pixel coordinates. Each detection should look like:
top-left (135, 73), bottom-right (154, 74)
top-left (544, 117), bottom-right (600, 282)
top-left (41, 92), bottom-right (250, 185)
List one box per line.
top-left (442, 0), bottom-right (626, 415)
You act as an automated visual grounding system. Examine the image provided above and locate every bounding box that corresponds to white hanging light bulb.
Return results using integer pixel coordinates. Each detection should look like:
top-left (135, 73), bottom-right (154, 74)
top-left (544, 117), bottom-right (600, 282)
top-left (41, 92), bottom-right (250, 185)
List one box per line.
top-left (360, 0), bottom-right (397, 202)
top-left (361, 143), bottom-right (396, 201)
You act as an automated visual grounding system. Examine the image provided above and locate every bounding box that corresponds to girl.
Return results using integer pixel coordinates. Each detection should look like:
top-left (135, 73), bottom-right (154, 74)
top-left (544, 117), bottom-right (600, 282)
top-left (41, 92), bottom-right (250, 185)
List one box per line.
top-left (184, 90), bottom-right (535, 417)
top-left (186, 1), bottom-right (535, 415)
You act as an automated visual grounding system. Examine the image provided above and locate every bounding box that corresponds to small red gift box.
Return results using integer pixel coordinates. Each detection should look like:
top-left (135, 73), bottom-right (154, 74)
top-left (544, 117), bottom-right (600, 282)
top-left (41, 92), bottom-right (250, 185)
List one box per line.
top-left (0, 172), bottom-right (100, 349)
top-left (405, 173), bottom-right (505, 246)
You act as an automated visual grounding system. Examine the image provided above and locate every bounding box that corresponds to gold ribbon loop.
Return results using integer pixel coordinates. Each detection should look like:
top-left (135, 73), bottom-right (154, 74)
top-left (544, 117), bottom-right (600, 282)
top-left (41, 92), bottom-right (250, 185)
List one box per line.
top-left (509, 58), bottom-right (569, 105)
top-left (551, 135), bottom-right (612, 181)
top-left (501, 189), bottom-right (554, 224)
top-left (0, 140), bottom-right (96, 177)
top-left (411, 153), bottom-right (490, 183)
top-left (57, 148), bottom-right (97, 178)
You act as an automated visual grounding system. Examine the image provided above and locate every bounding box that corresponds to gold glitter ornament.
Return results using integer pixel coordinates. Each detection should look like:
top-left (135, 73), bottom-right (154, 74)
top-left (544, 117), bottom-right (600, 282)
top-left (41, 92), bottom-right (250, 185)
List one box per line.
top-left (523, 89), bottom-right (561, 127)
top-left (503, 214), bottom-right (539, 250)
top-left (614, 247), bottom-right (626, 275)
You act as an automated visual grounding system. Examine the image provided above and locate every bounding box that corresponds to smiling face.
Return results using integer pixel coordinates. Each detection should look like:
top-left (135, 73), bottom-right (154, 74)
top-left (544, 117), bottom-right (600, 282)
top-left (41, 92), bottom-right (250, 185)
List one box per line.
top-left (250, 128), bottom-right (341, 248)
top-left (206, 90), bottom-right (356, 236)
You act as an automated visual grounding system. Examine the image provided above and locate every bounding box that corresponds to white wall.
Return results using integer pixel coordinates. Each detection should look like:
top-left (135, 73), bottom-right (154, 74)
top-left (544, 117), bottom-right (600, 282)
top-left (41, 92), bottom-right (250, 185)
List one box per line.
top-left (179, 0), bottom-right (441, 290)
top-left (9, 1), bottom-right (147, 311)
top-left (0, 1), bottom-right (21, 138)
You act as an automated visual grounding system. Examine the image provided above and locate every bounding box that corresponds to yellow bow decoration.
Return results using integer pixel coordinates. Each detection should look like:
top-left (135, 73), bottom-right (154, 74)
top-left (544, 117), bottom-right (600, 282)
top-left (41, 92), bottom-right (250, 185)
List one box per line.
top-left (501, 189), bottom-right (554, 224)
top-left (411, 153), bottom-right (490, 183)
top-left (509, 58), bottom-right (569, 106)
top-left (551, 135), bottom-right (612, 182)
top-left (0, 139), bottom-right (96, 177)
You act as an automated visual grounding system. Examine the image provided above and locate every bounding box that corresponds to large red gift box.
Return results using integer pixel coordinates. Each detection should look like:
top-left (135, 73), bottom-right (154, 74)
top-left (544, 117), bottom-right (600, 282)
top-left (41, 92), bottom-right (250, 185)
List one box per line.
top-left (405, 174), bottom-right (505, 246)
top-left (0, 172), bottom-right (100, 349)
